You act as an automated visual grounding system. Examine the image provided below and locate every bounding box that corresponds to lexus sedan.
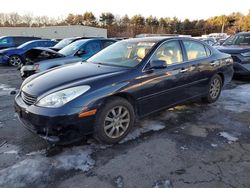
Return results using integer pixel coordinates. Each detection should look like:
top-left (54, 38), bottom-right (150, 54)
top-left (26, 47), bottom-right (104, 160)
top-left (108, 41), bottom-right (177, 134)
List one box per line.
top-left (217, 32), bottom-right (250, 76)
top-left (20, 38), bottom-right (116, 78)
top-left (15, 37), bottom-right (234, 144)
top-left (0, 40), bottom-right (57, 66)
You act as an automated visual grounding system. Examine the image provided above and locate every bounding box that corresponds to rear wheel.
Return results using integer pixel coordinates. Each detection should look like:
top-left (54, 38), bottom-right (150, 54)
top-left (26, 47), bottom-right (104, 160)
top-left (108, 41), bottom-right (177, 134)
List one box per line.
top-left (94, 97), bottom-right (135, 144)
top-left (9, 55), bottom-right (22, 67)
top-left (203, 74), bottom-right (222, 103)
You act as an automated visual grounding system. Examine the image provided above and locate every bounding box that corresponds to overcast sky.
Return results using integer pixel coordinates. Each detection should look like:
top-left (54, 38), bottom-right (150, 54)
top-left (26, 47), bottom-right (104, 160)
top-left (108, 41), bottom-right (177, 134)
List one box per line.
top-left (0, 0), bottom-right (248, 20)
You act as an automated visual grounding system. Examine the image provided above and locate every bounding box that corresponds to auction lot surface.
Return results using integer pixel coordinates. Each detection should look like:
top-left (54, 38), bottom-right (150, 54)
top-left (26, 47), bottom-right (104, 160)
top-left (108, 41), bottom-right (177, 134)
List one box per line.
top-left (0, 66), bottom-right (250, 188)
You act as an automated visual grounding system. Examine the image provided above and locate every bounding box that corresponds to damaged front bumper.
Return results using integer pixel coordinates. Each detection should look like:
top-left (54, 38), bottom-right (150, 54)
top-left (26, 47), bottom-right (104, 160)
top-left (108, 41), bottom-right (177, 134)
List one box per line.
top-left (14, 93), bottom-right (95, 144)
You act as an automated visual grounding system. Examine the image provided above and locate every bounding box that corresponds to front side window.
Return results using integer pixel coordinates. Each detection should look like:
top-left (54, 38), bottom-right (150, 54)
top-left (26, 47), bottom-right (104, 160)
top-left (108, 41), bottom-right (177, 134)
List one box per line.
top-left (59, 40), bottom-right (87, 56)
top-left (87, 40), bottom-right (155, 68)
top-left (151, 40), bottom-right (183, 65)
top-left (183, 41), bottom-right (207, 60)
top-left (53, 38), bottom-right (73, 49)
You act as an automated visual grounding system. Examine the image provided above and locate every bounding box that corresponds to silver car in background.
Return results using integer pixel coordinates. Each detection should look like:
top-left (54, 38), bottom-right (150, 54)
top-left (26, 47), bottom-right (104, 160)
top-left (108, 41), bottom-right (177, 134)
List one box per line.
top-left (20, 38), bottom-right (116, 79)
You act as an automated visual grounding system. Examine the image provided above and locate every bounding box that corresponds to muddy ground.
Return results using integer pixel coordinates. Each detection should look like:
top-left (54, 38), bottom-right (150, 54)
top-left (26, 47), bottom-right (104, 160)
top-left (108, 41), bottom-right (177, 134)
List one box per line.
top-left (0, 66), bottom-right (250, 188)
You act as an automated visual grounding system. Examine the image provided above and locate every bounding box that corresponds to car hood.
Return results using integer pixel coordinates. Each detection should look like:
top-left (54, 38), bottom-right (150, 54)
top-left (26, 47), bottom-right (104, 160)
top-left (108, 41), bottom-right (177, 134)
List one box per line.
top-left (24, 48), bottom-right (64, 64)
top-left (216, 45), bottom-right (250, 54)
top-left (22, 62), bottom-right (129, 96)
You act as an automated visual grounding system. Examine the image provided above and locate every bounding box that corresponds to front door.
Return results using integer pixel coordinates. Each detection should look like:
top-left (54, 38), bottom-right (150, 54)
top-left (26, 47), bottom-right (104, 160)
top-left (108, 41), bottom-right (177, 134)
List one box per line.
top-left (137, 40), bottom-right (196, 116)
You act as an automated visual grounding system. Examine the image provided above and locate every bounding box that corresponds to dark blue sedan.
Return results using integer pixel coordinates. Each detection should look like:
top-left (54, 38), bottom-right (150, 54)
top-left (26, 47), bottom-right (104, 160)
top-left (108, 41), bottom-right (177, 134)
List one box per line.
top-left (0, 40), bottom-right (57, 66)
top-left (15, 37), bottom-right (234, 144)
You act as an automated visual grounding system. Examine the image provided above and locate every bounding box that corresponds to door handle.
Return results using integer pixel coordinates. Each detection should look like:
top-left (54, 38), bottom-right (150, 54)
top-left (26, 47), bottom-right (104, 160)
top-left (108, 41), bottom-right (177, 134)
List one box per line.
top-left (180, 68), bottom-right (188, 73)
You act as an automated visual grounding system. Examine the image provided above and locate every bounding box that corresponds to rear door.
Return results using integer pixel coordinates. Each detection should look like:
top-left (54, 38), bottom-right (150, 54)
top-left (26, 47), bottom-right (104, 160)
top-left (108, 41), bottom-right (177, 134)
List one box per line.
top-left (181, 40), bottom-right (213, 96)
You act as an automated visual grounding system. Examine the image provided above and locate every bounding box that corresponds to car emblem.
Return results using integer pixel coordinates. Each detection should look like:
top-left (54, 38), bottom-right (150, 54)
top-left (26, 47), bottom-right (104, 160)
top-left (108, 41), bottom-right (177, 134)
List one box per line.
top-left (27, 84), bottom-right (33, 88)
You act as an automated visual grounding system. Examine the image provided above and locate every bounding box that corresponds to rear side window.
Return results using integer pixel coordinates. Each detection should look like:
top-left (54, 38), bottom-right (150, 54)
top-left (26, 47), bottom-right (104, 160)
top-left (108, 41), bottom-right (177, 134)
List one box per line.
top-left (84, 41), bottom-right (101, 55)
top-left (102, 40), bottom-right (115, 48)
top-left (183, 41), bottom-right (208, 60)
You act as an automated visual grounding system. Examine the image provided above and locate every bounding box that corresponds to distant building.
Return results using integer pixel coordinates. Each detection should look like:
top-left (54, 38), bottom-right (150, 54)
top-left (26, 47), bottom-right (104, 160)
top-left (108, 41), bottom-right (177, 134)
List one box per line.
top-left (0, 25), bottom-right (107, 39)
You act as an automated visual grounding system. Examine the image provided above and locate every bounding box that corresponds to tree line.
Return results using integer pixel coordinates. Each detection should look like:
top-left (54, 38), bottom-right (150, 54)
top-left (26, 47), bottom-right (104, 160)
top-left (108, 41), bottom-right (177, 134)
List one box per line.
top-left (0, 11), bottom-right (249, 37)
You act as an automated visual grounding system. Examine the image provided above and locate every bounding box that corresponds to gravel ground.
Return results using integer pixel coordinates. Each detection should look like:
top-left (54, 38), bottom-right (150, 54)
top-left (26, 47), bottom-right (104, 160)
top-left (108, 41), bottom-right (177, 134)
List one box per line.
top-left (0, 66), bottom-right (250, 188)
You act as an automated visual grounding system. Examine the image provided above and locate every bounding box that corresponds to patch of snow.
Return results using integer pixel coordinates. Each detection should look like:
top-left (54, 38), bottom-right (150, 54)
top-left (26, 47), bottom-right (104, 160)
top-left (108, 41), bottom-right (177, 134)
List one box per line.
top-left (211, 143), bottom-right (218, 147)
top-left (114, 176), bottom-right (124, 188)
top-left (0, 146), bottom-right (95, 188)
top-left (0, 83), bottom-right (18, 96)
top-left (153, 180), bottom-right (172, 188)
top-left (4, 150), bottom-right (19, 155)
top-left (0, 144), bottom-right (19, 154)
top-left (119, 120), bottom-right (165, 143)
top-left (218, 84), bottom-right (250, 113)
top-left (0, 158), bottom-right (52, 188)
top-left (26, 149), bottom-right (46, 156)
top-left (160, 111), bottom-right (179, 121)
top-left (219, 132), bottom-right (238, 144)
top-left (180, 146), bottom-right (188, 150)
top-left (54, 146), bottom-right (94, 171)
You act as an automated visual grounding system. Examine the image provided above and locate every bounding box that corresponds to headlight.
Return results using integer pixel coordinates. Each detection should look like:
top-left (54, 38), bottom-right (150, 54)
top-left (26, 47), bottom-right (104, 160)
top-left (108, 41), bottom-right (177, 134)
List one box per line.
top-left (241, 52), bottom-right (250, 57)
top-left (22, 65), bottom-right (35, 71)
top-left (36, 85), bottom-right (90, 108)
top-left (22, 64), bottom-right (39, 71)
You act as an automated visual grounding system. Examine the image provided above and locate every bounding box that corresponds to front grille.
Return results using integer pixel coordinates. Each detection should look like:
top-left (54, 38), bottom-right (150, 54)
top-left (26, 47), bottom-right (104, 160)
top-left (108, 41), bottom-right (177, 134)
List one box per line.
top-left (21, 92), bottom-right (37, 105)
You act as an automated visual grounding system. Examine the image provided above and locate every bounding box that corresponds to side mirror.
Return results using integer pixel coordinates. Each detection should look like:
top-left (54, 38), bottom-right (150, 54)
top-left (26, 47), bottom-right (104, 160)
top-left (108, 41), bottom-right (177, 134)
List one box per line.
top-left (149, 60), bottom-right (166, 69)
top-left (76, 50), bottom-right (86, 56)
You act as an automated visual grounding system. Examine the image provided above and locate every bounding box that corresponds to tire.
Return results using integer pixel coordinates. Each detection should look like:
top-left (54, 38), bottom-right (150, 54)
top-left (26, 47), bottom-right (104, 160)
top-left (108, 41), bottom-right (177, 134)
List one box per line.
top-left (94, 97), bottom-right (135, 144)
top-left (9, 55), bottom-right (22, 67)
top-left (203, 74), bottom-right (223, 103)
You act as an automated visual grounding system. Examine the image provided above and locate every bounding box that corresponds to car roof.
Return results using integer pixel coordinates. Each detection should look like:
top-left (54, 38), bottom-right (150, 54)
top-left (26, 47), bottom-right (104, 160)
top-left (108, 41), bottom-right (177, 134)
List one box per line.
top-left (73, 38), bottom-right (116, 43)
top-left (24, 39), bottom-right (52, 44)
top-left (236, 32), bottom-right (250, 36)
top-left (123, 36), bottom-right (194, 43)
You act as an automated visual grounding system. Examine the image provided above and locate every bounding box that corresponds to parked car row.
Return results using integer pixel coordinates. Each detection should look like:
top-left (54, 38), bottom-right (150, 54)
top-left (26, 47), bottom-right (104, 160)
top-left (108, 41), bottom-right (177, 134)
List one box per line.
top-left (20, 38), bottom-right (116, 78)
top-left (14, 36), bottom-right (234, 144)
top-left (0, 40), bottom-right (57, 66)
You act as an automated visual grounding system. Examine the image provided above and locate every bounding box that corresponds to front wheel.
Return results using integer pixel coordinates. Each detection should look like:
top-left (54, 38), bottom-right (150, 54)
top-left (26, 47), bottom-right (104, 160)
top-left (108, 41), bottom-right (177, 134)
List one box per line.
top-left (203, 74), bottom-right (223, 103)
top-left (9, 55), bottom-right (22, 67)
top-left (94, 97), bottom-right (135, 144)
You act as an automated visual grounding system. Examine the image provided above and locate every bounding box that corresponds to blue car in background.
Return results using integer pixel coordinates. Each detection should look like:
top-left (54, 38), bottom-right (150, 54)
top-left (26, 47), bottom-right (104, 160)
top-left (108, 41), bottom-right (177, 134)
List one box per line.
top-left (0, 40), bottom-right (57, 66)
top-left (0, 36), bottom-right (41, 50)
top-left (20, 38), bottom-right (116, 78)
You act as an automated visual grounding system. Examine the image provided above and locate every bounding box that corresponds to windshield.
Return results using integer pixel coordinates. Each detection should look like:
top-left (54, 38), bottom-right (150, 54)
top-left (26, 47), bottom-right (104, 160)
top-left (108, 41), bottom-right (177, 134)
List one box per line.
top-left (53, 38), bottom-right (74, 49)
top-left (58, 40), bottom-right (86, 56)
top-left (87, 40), bottom-right (155, 68)
top-left (223, 34), bottom-right (250, 46)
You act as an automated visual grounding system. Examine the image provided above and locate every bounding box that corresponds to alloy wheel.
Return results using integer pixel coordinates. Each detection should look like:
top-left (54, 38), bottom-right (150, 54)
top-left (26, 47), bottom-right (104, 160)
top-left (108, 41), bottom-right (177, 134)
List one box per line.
top-left (209, 78), bottom-right (221, 99)
top-left (9, 56), bottom-right (22, 66)
top-left (104, 106), bottom-right (130, 139)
